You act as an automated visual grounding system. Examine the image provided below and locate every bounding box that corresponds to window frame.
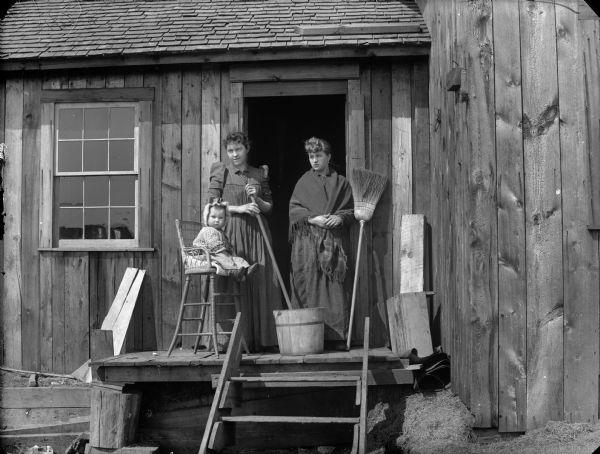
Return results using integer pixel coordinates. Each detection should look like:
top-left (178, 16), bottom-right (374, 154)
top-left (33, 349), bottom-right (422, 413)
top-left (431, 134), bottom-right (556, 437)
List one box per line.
top-left (55, 102), bottom-right (140, 248)
top-left (39, 88), bottom-right (153, 251)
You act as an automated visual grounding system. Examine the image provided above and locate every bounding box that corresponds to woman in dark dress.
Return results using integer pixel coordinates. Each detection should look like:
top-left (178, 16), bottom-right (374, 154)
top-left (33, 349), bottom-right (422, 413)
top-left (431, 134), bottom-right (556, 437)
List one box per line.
top-left (289, 137), bottom-right (354, 349)
top-left (208, 132), bottom-right (281, 351)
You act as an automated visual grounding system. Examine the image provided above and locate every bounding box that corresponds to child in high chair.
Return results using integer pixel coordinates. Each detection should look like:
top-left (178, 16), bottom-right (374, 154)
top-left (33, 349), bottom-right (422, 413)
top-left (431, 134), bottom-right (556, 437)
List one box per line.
top-left (192, 200), bottom-right (257, 280)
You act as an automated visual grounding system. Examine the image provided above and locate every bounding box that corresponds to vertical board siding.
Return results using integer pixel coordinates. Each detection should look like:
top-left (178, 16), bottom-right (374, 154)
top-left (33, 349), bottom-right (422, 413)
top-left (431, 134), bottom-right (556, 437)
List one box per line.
top-left (144, 71), bottom-right (164, 349)
top-left (21, 76), bottom-right (42, 371)
top-left (557, 0), bottom-right (599, 424)
top-left (370, 64), bottom-right (393, 333)
top-left (3, 78), bottom-right (24, 369)
top-left (493, 0), bottom-right (527, 433)
top-left (358, 65), bottom-right (373, 346)
top-left (182, 70), bottom-right (203, 345)
top-left (200, 67), bottom-right (221, 206)
top-left (520, 0), bottom-right (564, 429)
top-left (463, 0), bottom-right (498, 428)
top-left (64, 253), bottom-right (90, 373)
top-left (160, 71), bottom-right (183, 351)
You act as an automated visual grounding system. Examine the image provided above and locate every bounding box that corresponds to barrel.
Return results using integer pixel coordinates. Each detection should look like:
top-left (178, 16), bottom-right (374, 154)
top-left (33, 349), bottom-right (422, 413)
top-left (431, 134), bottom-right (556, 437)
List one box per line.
top-left (273, 307), bottom-right (325, 355)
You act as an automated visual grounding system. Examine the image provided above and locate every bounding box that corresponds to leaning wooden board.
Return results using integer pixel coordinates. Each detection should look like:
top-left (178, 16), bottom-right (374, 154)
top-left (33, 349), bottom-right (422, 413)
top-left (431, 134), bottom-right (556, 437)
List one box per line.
top-left (386, 292), bottom-right (433, 356)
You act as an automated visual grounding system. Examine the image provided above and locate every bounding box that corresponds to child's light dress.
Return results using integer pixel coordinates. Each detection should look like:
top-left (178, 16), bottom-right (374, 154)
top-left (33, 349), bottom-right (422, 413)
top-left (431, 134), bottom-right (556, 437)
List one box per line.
top-left (188, 226), bottom-right (251, 276)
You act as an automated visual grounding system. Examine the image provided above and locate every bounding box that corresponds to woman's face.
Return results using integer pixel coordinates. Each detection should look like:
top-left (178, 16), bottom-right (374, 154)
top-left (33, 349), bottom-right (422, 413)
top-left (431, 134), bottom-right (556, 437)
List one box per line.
top-left (226, 141), bottom-right (249, 167)
top-left (208, 207), bottom-right (226, 229)
top-left (308, 151), bottom-right (330, 173)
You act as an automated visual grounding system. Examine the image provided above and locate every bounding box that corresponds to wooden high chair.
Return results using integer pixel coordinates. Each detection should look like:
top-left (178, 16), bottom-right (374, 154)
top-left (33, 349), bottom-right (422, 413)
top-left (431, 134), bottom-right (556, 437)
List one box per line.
top-left (167, 219), bottom-right (246, 357)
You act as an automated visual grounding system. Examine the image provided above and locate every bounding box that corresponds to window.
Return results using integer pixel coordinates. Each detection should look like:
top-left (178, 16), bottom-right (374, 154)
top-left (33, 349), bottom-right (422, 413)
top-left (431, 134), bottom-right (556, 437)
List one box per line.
top-left (55, 103), bottom-right (138, 247)
top-left (39, 88), bottom-right (153, 250)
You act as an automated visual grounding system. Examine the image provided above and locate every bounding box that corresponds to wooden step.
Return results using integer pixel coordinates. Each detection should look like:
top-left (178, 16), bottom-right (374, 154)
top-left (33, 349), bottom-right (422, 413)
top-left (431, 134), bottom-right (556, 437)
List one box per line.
top-left (230, 375), bottom-right (360, 383)
top-left (221, 415), bottom-right (360, 424)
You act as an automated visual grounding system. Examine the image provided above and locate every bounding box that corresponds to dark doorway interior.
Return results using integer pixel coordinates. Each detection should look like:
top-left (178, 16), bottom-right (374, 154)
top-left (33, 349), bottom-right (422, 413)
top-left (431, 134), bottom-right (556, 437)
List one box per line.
top-left (246, 95), bottom-right (346, 293)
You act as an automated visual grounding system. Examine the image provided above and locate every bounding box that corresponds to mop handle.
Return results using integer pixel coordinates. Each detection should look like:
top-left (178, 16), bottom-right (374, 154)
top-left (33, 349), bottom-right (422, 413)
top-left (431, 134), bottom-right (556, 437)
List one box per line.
top-left (346, 220), bottom-right (365, 351)
top-left (250, 194), bottom-right (293, 310)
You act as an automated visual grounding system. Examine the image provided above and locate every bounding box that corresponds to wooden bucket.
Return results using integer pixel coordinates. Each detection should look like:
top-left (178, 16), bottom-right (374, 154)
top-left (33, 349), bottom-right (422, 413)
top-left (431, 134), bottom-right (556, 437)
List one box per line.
top-left (273, 308), bottom-right (325, 355)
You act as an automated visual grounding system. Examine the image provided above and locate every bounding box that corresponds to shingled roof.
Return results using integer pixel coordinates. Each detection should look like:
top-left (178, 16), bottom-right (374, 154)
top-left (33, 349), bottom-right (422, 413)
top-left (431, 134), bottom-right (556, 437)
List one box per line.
top-left (0, 0), bottom-right (429, 65)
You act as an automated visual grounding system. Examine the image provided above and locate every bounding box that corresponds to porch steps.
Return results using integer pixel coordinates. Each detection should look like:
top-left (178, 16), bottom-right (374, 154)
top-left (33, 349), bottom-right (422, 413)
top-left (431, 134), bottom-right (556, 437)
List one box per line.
top-left (198, 312), bottom-right (370, 454)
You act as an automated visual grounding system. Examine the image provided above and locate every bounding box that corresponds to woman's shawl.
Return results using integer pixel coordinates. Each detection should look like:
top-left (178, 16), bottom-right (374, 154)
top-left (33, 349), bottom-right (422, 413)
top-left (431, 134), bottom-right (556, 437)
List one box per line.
top-left (289, 169), bottom-right (354, 282)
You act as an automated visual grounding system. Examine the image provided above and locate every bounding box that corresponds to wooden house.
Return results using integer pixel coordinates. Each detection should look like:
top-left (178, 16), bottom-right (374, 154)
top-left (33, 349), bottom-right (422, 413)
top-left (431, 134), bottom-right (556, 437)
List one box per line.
top-left (1, 0), bottom-right (599, 444)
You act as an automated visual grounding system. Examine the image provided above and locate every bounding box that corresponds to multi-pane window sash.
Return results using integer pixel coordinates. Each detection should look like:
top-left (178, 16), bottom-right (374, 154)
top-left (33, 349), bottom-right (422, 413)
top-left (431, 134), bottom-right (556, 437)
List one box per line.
top-left (55, 103), bottom-right (139, 247)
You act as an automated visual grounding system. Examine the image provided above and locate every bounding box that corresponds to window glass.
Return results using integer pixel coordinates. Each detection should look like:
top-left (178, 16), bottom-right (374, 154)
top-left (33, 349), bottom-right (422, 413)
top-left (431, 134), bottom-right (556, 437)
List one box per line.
top-left (110, 107), bottom-right (135, 138)
top-left (109, 139), bottom-right (135, 171)
top-left (111, 175), bottom-right (136, 206)
top-left (57, 141), bottom-right (82, 172)
top-left (58, 208), bottom-right (83, 239)
top-left (58, 177), bottom-right (83, 207)
top-left (111, 208), bottom-right (135, 239)
top-left (84, 207), bottom-right (108, 239)
top-left (58, 108), bottom-right (83, 139)
top-left (84, 176), bottom-right (109, 206)
top-left (84, 108), bottom-right (109, 139)
top-left (83, 140), bottom-right (108, 172)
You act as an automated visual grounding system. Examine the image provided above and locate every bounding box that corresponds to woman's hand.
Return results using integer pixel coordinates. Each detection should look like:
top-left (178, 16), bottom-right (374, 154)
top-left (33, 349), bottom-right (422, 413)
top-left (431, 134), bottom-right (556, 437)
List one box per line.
top-left (230, 202), bottom-right (260, 216)
top-left (324, 214), bottom-right (343, 229)
top-left (245, 184), bottom-right (260, 198)
top-left (308, 215), bottom-right (328, 228)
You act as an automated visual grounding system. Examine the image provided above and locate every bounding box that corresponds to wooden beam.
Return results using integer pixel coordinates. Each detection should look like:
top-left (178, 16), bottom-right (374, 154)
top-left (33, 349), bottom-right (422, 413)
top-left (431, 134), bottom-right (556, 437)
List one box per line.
top-left (0, 46), bottom-right (430, 72)
top-left (295, 23), bottom-right (423, 36)
top-left (112, 269), bottom-right (146, 355)
top-left (493, 0), bottom-right (527, 433)
top-left (100, 268), bottom-right (138, 330)
top-left (557, 0), bottom-right (599, 424)
top-left (391, 64), bottom-right (413, 296)
top-left (520, 0), bottom-right (564, 429)
top-left (90, 388), bottom-right (142, 449)
top-left (40, 87), bottom-right (154, 102)
top-left (0, 387), bottom-right (90, 409)
top-left (230, 62), bottom-right (359, 82)
top-left (386, 293), bottom-right (432, 357)
top-left (243, 80), bottom-right (347, 98)
top-left (399, 214), bottom-right (426, 294)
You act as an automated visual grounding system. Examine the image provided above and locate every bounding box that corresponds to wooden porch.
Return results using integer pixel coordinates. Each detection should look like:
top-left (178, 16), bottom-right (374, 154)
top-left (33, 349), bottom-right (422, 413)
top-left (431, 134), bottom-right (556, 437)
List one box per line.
top-left (93, 347), bottom-right (416, 385)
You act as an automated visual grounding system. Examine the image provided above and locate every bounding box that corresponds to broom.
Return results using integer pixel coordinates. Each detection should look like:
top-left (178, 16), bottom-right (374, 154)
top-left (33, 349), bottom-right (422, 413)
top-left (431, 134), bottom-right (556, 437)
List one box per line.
top-left (346, 168), bottom-right (388, 351)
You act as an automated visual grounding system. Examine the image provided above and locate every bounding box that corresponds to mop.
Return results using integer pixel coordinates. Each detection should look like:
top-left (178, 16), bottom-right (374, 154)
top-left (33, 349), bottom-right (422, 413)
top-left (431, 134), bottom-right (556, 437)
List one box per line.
top-left (346, 168), bottom-right (388, 350)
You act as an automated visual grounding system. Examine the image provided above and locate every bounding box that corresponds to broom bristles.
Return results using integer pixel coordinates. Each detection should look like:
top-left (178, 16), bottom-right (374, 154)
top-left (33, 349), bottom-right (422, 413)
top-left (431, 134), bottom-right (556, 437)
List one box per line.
top-left (350, 168), bottom-right (388, 222)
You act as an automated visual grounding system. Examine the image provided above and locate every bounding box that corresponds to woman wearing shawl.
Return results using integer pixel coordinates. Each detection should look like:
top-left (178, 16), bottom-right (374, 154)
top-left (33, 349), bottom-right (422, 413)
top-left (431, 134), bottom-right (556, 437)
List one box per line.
top-left (289, 137), bottom-right (354, 349)
top-left (207, 131), bottom-right (281, 352)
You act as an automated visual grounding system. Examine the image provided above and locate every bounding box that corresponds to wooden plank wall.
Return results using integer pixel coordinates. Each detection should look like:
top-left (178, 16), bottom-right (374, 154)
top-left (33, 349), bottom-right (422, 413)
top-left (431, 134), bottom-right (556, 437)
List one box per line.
top-left (1, 60), bottom-right (430, 372)
top-left (419, 0), bottom-right (600, 431)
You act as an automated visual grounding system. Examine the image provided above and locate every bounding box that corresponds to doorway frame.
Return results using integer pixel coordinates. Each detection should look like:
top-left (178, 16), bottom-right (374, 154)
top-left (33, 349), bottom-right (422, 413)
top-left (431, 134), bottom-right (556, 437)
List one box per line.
top-left (225, 61), bottom-right (366, 174)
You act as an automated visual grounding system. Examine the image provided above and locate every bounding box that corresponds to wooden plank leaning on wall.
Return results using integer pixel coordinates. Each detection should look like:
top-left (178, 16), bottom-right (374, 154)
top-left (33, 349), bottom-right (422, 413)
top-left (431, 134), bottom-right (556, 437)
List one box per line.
top-left (493, 0), bottom-right (527, 433)
top-left (520, 0), bottom-right (564, 429)
top-left (558, 0), bottom-right (599, 424)
top-left (3, 78), bottom-right (23, 369)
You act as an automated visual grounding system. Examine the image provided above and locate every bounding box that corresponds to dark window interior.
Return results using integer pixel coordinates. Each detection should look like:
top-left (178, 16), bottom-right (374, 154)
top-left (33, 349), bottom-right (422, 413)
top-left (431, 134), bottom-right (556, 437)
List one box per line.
top-left (246, 95), bottom-right (346, 292)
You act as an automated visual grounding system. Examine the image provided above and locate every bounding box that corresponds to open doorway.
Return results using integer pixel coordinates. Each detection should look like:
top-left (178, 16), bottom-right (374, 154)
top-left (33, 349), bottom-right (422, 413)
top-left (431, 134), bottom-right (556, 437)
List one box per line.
top-left (246, 94), bottom-right (347, 293)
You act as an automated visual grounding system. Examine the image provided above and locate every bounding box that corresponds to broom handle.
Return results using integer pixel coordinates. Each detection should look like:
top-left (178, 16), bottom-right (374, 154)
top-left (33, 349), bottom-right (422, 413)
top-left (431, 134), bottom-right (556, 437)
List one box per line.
top-left (347, 220), bottom-right (365, 351)
top-left (250, 195), bottom-right (293, 310)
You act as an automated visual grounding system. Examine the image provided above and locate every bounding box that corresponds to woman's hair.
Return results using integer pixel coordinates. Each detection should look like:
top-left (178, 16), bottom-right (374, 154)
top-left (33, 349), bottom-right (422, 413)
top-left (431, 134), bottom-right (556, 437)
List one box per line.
top-left (224, 131), bottom-right (250, 150)
top-left (203, 199), bottom-right (229, 227)
top-left (304, 137), bottom-right (331, 155)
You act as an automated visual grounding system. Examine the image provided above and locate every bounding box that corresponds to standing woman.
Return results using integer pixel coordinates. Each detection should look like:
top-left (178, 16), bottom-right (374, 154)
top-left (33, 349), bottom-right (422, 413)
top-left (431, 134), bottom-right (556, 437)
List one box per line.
top-left (289, 137), bottom-right (354, 349)
top-left (208, 131), bottom-right (280, 351)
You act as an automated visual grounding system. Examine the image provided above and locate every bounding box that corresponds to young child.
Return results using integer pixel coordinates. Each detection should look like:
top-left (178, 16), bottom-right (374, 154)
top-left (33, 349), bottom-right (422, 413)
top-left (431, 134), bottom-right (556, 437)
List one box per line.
top-left (191, 200), bottom-right (257, 280)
